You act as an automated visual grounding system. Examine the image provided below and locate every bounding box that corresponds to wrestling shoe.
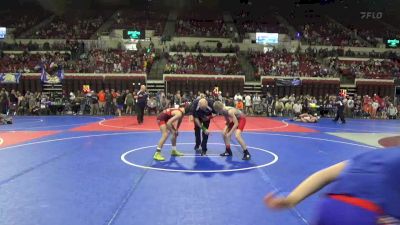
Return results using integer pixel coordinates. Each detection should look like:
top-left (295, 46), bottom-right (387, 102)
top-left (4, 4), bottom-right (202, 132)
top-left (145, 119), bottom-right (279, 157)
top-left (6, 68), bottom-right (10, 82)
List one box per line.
top-left (153, 152), bottom-right (165, 161)
top-left (220, 150), bottom-right (233, 156)
top-left (194, 145), bottom-right (201, 152)
top-left (242, 151), bottom-right (251, 160)
top-left (171, 149), bottom-right (184, 157)
top-left (201, 150), bottom-right (207, 156)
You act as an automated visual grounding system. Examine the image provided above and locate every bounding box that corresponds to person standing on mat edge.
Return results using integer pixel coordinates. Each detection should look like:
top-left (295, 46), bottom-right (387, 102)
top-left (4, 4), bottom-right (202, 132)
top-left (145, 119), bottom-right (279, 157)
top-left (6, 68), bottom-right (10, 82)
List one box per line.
top-left (135, 85), bottom-right (148, 125)
top-left (213, 101), bottom-right (251, 160)
top-left (153, 103), bottom-right (188, 161)
top-left (190, 97), bottom-right (216, 156)
top-left (264, 148), bottom-right (400, 225)
top-left (333, 95), bottom-right (346, 124)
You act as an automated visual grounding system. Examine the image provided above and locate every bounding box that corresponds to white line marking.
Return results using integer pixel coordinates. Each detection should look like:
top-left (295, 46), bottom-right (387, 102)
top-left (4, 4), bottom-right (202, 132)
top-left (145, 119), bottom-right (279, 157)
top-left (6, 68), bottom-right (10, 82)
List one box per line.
top-left (285, 119), bottom-right (400, 132)
top-left (245, 132), bottom-right (378, 149)
top-left (180, 154), bottom-right (221, 158)
top-left (121, 143), bottom-right (279, 173)
top-left (0, 117), bottom-right (106, 131)
top-left (236, 119), bottom-right (289, 131)
top-left (98, 117), bottom-right (158, 131)
top-left (0, 130), bottom-right (378, 151)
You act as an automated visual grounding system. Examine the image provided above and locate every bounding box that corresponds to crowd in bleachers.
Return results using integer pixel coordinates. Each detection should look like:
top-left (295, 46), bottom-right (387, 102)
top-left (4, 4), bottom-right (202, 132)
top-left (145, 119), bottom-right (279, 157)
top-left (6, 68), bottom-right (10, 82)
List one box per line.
top-left (176, 19), bottom-right (231, 37)
top-left (249, 49), bottom-right (336, 78)
top-left (0, 40), bottom-right (84, 53)
top-left (0, 51), bottom-right (70, 73)
top-left (0, 9), bottom-right (51, 37)
top-left (299, 22), bottom-right (367, 47)
top-left (112, 10), bottom-right (165, 36)
top-left (0, 48), bottom-right (154, 74)
top-left (65, 49), bottom-right (154, 73)
top-left (175, 12), bottom-right (233, 37)
top-left (331, 58), bottom-right (400, 79)
top-left (164, 54), bottom-right (242, 75)
top-left (234, 11), bottom-right (288, 38)
top-left (169, 42), bottom-right (239, 53)
top-left (336, 18), bottom-right (400, 47)
top-left (31, 11), bottom-right (111, 39)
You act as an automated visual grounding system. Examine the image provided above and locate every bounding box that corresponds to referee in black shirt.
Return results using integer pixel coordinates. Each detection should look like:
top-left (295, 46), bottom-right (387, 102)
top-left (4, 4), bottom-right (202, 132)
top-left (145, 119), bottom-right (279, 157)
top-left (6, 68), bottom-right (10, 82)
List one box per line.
top-left (190, 97), bottom-right (216, 155)
top-left (135, 85), bottom-right (148, 124)
top-left (333, 95), bottom-right (346, 124)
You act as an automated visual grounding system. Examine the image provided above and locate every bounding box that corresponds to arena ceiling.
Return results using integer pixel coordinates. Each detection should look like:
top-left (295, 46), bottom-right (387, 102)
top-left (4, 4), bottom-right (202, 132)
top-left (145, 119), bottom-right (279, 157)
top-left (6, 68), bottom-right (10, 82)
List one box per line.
top-left (2, 0), bottom-right (400, 21)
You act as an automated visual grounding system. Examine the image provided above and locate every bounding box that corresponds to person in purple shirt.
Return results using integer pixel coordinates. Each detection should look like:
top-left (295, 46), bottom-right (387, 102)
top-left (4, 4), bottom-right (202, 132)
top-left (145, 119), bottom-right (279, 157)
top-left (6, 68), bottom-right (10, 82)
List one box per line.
top-left (265, 148), bottom-right (400, 225)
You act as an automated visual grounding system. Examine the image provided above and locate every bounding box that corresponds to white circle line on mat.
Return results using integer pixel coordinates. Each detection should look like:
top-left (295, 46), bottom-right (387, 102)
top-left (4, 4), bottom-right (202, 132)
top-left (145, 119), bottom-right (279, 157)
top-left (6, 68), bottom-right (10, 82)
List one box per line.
top-left (121, 142), bottom-right (278, 173)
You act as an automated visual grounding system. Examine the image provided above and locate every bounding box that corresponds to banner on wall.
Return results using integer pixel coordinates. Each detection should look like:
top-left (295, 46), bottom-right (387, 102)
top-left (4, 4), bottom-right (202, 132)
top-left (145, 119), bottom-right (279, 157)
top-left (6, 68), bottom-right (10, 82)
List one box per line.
top-left (275, 78), bottom-right (301, 86)
top-left (40, 63), bottom-right (64, 84)
top-left (0, 73), bottom-right (22, 84)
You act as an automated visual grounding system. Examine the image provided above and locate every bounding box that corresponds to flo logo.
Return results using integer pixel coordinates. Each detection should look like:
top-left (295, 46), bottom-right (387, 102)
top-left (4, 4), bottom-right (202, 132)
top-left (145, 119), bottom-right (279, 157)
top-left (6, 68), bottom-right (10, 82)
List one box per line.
top-left (360, 12), bottom-right (383, 19)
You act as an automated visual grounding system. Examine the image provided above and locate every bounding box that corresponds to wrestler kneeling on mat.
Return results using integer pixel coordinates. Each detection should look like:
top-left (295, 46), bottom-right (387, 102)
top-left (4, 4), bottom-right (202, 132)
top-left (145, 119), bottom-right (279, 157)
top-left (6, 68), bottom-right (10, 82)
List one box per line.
top-left (154, 103), bottom-right (188, 161)
top-left (213, 101), bottom-right (251, 160)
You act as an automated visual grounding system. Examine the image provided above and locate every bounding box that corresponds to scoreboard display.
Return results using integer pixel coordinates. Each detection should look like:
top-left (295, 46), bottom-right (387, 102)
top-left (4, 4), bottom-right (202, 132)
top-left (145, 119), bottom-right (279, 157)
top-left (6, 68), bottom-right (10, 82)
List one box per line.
top-left (385, 38), bottom-right (400, 48)
top-left (0, 27), bottom-right (6, 39)
top-left (256, 33), bottom-right (279, 44)
top-left (123, 29), bottom-right (145, 40)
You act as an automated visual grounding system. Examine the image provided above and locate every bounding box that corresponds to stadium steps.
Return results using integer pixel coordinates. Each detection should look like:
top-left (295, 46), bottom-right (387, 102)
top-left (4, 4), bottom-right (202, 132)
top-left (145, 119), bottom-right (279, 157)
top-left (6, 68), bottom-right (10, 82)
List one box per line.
top-left (18, 15), bottom-right (55, 38)
top-left (148, 57), bottom-right (167, 80)
top-left (340, 84), bottom-right (356, 96)
top-left (163, 11), bottom-right (177, 38)
top-left (325, 16), bottom-right (372, 47)
top-left (275, 15), bottom-right (297, 38)
top-left (91, 11), bottom-right (119, 39)
top-left (42, 83), bottom-right (63, 96)
top-left (146, 80), bottom-right (164, 93)
top-left (238, 52), bottom-right (256, 81)
top-left (222, 12), bottom-right (238, 39)
top-left (340, 74), bottom-right (355, 85)
top-left (244, 81), bottom-right (262, 94)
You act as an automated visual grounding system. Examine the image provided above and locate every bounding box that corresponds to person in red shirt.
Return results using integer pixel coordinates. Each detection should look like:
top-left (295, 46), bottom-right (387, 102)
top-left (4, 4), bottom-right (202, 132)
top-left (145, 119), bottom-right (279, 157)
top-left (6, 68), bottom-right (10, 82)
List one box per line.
top-left (153, 104), bottom-right (188, 161)
top-left (213, 101), bottom-right (251, 160)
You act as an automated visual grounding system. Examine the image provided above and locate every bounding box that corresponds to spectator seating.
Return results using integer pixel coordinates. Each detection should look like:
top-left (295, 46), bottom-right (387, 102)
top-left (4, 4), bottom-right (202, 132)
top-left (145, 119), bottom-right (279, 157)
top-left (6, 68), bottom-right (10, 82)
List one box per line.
top-left (31, 11), bottom-right (112, 39)
top-left (233, 12), bottom-right (288, 38)
top-left (332, 58), bottom-right (400, 80)
top-left (164, 53), bottom-right (242, 75)
top-left (250, 49), bottom-right (335, 78)
top-left (0, 9), bottom-right (51, 37)
top-left (111, 10), bottom-right (166, 36)
top-left (0, 49), bottom-right (154, 74)
top-left (175, 11), bottom-right (230, 37)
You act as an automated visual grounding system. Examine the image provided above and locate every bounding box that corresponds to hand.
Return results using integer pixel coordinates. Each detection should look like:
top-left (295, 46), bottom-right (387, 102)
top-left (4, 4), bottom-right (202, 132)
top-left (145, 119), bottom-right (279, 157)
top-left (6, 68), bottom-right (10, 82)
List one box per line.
top-left (203, 129), bottom-right (209, 135)
top-left (175, 131), bottom-right (179, 137)
top-left (377, 216), bottom-right (400, 225)
top-left (263, 193), bottom-right (292, 210)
